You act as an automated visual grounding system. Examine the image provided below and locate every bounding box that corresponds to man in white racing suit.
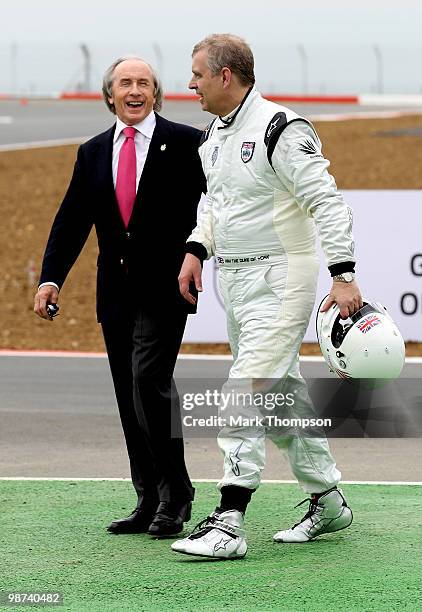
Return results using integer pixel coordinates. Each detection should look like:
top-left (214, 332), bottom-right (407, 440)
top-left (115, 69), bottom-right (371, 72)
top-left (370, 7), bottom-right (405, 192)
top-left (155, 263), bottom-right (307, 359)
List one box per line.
top-left (173, 34), bottom-right (363, 560)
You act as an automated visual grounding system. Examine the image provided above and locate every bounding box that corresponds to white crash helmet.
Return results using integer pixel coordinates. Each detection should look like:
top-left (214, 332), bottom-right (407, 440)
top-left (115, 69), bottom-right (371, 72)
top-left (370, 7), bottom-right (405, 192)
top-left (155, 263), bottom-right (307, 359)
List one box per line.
top-left (316, 297), bottom-right (405, 380)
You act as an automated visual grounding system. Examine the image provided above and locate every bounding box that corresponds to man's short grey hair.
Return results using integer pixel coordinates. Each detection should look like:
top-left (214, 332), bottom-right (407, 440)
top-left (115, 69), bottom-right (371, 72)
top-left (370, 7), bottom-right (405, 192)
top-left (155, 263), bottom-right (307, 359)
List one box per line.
top-left (102, 55), bottom-right (163, 113)
top-left (192, 34), bottom-right (255, 87)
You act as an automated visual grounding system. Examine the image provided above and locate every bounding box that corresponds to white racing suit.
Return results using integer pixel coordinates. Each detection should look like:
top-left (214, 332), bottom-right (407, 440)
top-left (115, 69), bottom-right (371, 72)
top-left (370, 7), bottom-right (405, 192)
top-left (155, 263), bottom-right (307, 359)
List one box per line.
top-left (188, 87), bottom-right (355, 494)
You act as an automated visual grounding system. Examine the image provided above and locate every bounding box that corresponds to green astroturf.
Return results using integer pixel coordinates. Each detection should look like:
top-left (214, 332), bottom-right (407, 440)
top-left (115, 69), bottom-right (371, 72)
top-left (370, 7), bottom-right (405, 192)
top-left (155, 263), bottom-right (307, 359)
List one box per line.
top-left (1, 481), bottom-right (421, 612)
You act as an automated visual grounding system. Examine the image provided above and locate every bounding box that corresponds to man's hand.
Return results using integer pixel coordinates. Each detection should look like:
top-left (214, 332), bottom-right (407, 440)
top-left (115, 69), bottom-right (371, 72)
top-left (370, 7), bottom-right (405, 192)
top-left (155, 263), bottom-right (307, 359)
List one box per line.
top-left (320, 280), bottom-right (363, 319)
top-left (178, 253), bottom-right (203, 305)
top-left (34, 285), bottom-right (59, 321)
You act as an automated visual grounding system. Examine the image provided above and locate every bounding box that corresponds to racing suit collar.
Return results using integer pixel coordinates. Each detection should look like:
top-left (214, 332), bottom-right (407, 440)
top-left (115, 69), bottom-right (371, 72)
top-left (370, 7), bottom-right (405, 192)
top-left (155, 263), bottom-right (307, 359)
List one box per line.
top-left (217, 86), bottom-right (260, 131)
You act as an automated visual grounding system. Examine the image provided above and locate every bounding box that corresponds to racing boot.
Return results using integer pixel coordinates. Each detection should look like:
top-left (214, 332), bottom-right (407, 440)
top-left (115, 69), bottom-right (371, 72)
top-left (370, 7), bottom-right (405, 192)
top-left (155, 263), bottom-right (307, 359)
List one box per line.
top-left (171, 509), bottom-right (247, 559)
top-left (273, 487), bottom-right (353, 543)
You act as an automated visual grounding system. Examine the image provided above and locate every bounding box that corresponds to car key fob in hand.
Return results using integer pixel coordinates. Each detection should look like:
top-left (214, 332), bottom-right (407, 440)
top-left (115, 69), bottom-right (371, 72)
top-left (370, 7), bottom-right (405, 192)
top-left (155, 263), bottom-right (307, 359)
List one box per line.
top-left (46, 303), bottom-right (60, 320)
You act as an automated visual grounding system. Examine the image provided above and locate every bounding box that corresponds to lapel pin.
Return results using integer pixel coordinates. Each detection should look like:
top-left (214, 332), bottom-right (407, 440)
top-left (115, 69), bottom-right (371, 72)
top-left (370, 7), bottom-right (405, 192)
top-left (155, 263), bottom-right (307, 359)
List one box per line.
top-left (160, 144), bottom-right (167, 151)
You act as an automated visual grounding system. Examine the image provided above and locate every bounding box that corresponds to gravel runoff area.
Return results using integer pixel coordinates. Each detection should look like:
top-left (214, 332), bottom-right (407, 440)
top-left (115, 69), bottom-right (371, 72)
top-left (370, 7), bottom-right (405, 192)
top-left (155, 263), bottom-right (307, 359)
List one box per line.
top-left (1, 114), bottom-right (422, 354)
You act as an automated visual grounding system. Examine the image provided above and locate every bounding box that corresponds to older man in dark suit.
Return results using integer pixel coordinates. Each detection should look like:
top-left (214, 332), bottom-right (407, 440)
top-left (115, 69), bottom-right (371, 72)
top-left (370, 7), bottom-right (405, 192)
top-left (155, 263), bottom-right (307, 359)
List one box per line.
top-left (34, 56), bottom-right (206, 536)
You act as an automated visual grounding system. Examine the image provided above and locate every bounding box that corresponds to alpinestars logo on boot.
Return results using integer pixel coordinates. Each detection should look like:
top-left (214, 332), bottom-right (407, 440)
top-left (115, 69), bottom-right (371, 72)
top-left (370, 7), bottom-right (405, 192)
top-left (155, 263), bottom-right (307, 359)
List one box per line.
top-left (214, 537), bottom-right (231, 552)
top-left (229, 440), bottom-right (243, 476)
top-left (298, 139), bottom-right (322, 158)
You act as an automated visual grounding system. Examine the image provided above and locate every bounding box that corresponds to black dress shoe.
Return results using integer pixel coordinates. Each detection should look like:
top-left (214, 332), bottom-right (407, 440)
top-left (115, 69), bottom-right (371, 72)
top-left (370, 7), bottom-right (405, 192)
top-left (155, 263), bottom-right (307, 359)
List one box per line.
top-left (147, 500), bottom-right (192, 537)
top-left (107, 502), bottom-right (158, 534)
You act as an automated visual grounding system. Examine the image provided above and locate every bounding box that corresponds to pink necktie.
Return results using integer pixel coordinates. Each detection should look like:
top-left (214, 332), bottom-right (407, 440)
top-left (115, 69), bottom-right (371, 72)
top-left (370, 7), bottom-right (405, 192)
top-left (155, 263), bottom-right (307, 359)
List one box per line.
top-left (115, 126), bottom-right (137, 228)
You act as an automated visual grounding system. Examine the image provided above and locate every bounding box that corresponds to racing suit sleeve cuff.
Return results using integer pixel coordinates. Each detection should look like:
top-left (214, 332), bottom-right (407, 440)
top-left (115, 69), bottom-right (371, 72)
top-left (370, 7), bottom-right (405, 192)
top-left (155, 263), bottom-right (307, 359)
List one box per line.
top-left (186, 241), bottom-right (208, 262)
top-left (328, 262), bottom-right (356, 277)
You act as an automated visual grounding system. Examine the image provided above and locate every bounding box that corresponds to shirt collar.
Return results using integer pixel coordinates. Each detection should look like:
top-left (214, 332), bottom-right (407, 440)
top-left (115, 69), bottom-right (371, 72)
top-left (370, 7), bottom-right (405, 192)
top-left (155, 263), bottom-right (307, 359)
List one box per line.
top-left (114, 110), bottom-right (156, 142)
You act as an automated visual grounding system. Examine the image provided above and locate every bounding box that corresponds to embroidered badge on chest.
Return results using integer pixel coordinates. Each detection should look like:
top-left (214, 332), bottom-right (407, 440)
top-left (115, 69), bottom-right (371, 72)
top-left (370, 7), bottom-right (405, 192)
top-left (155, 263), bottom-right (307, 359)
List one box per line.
top-left (211, 146), bottom-right (219, 166)
top-left (241, 141), bottom-right (255, 163)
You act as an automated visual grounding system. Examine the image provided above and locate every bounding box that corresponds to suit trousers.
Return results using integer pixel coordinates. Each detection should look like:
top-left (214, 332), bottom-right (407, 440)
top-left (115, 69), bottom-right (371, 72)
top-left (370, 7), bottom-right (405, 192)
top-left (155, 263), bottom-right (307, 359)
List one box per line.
top-left (101, 303), bottom-right (194, 506)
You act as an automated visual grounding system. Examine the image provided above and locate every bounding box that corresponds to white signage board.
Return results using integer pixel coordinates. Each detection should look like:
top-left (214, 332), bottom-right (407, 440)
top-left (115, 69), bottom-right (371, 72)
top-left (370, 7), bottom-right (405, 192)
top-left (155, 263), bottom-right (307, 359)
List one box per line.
top-left (183, 191), bottom-right (422, 343)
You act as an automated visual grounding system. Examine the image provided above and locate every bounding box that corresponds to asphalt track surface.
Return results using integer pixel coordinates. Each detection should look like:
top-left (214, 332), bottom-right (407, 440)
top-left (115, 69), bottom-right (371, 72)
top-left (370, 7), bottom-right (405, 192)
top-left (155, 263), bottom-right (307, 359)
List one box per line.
top-left (1, 99), bottom-right (422, 146)
top-left (1, 354), bottom-right (421, 482)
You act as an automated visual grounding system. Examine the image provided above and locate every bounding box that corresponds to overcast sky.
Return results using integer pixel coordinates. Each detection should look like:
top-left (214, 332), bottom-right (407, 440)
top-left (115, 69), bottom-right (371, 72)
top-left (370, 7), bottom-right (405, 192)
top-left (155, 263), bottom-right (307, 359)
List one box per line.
top-left (3, 0), bottom-right (422, 44)
top-left (1, 1), bottom-right (421, 94)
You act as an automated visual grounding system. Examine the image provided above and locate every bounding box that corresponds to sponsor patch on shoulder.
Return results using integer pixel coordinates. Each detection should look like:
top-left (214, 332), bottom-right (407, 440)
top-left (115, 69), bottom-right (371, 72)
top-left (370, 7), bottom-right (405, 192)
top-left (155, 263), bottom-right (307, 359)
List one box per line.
top-left (241, 141), bottom-right (255, 163)
top-left (298, 138), bottom-right (322, 158)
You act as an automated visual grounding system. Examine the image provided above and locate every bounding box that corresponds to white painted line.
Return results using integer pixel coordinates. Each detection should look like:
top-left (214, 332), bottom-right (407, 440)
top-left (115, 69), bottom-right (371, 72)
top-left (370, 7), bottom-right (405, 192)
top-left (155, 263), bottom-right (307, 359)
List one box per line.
top-left (0, 350), bottom-right (421, 364)
top-left (0, 115), bottom-right (13, 124)
top-left (0, 477), bottom-right (132, 481)
top-left (359, 94), bottom-right (422, 106)
top-left (196, 478), bottom-right (422, 486)
top-left (264, 480), bottom-right (422, 486)
top-left (180, 355), bottom-right (422, 365)
top-left (179, 354), bottom-right (321, 362)
top-left (310, 109), bottom-right (422, 122)
top-left (0, 351), bottom-right (330, 363)
top-left (179, 353), bottom-right (232, 361)
top-left (0, 350), bottom-right (230, 361)
top-left (0, 349), bottom-right (107, 358)
top-left (0, 137), bottom-right (91, 152)
top-left (0, 477), bottom-right (421, 485)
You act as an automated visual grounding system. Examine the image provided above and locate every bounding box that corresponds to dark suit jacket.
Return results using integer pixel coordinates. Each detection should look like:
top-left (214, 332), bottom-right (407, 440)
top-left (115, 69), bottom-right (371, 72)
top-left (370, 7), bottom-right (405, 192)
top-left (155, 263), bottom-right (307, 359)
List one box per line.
top-left (40, 113), bottom-right (206, 322)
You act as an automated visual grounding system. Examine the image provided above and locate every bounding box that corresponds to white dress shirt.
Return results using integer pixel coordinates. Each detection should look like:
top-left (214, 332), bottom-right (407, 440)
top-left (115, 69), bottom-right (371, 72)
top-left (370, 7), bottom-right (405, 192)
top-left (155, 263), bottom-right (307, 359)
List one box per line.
top-left (39, 111), bottom-right (157, 292)
top-left (113, 111), bottom-right (156, 191)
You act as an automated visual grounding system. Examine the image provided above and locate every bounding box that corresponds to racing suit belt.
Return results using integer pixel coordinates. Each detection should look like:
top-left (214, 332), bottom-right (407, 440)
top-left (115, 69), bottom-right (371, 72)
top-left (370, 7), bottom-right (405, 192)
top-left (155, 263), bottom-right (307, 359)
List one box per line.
top-left (215, 253), bottom-right (285, 268)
